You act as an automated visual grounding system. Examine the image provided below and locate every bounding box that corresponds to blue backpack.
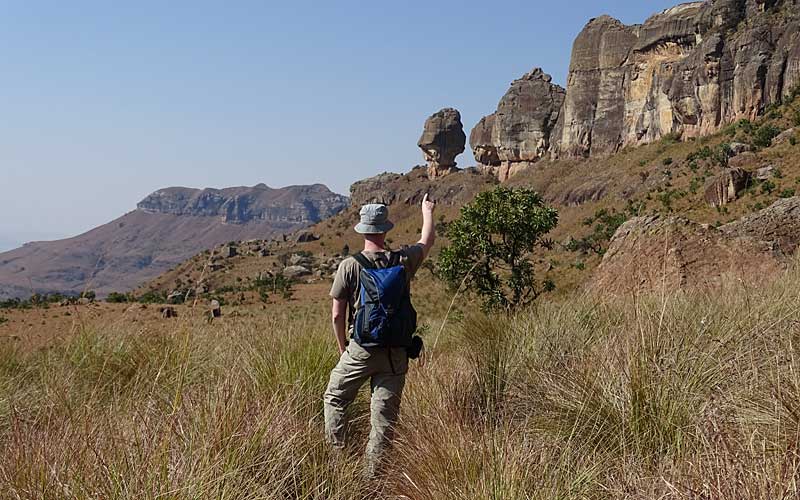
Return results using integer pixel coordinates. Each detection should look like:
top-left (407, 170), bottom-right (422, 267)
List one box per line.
top-left (352, 252), bottom-right (417, 348)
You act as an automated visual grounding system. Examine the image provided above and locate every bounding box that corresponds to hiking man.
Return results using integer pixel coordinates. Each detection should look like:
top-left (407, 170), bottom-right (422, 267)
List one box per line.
top-left (324, 194), bottom-right (436, 475)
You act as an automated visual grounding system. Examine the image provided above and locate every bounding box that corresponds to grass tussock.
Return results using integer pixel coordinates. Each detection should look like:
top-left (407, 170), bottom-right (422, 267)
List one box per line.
top-left (2, 267), bottom-right (800, 498)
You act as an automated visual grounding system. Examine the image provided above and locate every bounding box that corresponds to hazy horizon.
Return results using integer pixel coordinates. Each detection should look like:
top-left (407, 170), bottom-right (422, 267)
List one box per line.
top-left (1, 0), bottom-right (676, 248)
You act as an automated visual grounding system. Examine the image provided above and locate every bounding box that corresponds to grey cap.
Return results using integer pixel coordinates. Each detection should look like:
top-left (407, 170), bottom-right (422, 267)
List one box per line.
top-left (354, 204), bottom-right (394, 234)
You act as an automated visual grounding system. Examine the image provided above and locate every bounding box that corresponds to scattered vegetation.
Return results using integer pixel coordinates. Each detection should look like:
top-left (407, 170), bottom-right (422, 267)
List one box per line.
top-left (566, 208), bottom-right (629, 255)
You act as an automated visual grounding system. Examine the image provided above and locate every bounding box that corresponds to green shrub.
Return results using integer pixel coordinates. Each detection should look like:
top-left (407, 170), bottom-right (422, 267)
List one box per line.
top-left (779, 188), bottom-right (796, 198)
top-left (761, 180), bottom-right (777, 194)
top-left (106, 292), bottom-right (131, 303)
top-left (662, 157), bottom-right (673, 166)
top-left (438, 186), bottom-right (558, 311)
top-left (567, 209), bottom-right (628, 255)
top-left (752, 124), bottom-right (781, 149)
top-left (136, 290), bottom-right (167, 304)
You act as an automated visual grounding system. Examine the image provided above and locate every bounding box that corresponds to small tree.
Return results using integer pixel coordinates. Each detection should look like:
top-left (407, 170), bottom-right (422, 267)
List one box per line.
top-left (438, 187), bottom-right (558, 311)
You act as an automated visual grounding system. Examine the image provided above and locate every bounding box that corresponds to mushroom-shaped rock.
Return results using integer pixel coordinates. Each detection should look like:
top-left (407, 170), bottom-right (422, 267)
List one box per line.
top-left (417, 108), bottom-right (466, 179)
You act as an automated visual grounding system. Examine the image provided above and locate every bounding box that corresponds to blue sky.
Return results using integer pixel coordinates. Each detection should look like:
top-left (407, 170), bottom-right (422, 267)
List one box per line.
top-left (0, 0), bottom-right (677, 250)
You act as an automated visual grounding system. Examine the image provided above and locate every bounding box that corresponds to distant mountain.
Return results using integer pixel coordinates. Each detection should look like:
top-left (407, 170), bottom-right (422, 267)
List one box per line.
top-left (0, 184), bottom-right (348, 299)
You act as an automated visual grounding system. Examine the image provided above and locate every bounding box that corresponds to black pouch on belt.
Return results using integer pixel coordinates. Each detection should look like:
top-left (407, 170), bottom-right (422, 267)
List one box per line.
top-left (406, 335), bottom-right (424, 359)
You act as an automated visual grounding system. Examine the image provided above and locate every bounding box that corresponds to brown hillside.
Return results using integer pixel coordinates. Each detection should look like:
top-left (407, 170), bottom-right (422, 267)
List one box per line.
top-left (0, 184), bottom-right (348, 299)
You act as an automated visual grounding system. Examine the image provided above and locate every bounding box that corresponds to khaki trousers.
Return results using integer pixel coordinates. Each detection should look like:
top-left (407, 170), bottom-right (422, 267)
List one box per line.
top-left (323, 341), bottom-right (408, 474)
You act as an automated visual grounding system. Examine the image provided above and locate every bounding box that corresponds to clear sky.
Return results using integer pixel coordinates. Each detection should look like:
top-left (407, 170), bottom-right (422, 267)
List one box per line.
top-left (0, 0), bottom-right (678, 250)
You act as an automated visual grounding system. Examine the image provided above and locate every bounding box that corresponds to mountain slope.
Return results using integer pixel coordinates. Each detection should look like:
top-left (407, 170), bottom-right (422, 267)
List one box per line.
top-left (0, 184), bottom-right (348, 299)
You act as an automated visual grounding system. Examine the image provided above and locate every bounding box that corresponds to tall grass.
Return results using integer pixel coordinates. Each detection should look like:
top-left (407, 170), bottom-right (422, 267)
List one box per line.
top-left (1, 267), bottom-right (800, 498)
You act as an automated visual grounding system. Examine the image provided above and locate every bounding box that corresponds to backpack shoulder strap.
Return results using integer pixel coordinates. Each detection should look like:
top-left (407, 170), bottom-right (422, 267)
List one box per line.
top-left (351, 252), bottom-right (375, 270)
top-left (388, 251), bottom-right (404, 267)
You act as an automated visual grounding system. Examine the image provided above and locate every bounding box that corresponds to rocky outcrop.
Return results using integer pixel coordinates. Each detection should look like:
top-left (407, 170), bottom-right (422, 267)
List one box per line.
top-left (418, 108), bottom-right (466, 179)
top-left (557, 0), bottom-right (800, 157)
top-left (723, 196), bottom-right (800, 255)
top-left (349, 166), bottom-right (497, 208)
top-left (470, 68), bottom-right (566, 181)
top-left (590, 197), bottom-right (800, 294)
top-left (471, 0), bottom-right (800, 172)
top-left (703, 168), bottom-right (752, 207)
top-left (137, 184), bottom-right (348, 225)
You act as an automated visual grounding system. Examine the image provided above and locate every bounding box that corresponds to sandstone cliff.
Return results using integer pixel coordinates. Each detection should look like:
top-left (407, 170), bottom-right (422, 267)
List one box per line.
top-left (472, 0), bottom-right (800, 177)
top-left (137, 184), bottom-right (347, 225)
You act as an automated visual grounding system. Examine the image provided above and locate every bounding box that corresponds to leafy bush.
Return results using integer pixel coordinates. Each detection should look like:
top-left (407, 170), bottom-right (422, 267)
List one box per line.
top-left (106, 292), bottom-right (132, 303)
top-left (253, 274), bottom-right (294, 300)
top-left (761, 180), bottom-right (777, 194)
top-left (779, 188), bottom-right (796, 198)
top-left (136, 290), bottom-right (168, 304)
top-left (438, 186), bottom-right (558, 311)
top-left (567, 209), bottom-right (628, 255)
top-left (752, 124), bottom-right (781, 149)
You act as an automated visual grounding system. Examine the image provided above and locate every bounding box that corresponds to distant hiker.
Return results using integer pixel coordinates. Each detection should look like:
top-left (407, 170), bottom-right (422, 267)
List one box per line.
top-left (324, 194), bottom-right (436, 475)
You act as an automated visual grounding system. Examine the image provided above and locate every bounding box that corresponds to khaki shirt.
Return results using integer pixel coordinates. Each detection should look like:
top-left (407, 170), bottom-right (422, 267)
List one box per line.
top-left (330, 245), bottom-right (424, 334)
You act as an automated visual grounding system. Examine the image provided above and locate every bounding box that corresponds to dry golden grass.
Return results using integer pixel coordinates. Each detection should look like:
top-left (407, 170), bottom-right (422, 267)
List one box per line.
top-left (2, 260), bottom-right (800, 498)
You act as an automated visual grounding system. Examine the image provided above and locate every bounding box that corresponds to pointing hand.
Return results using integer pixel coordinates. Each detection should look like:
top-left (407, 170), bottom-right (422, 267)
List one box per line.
top-left (422, 193), bottom-right (436, 216)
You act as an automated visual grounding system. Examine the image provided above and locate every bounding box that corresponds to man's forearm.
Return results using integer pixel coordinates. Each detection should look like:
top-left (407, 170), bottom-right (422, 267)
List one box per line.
top-left (418, 211), bottom-right (435, 257)
top-left (332, 316), bottom-right (347, 354)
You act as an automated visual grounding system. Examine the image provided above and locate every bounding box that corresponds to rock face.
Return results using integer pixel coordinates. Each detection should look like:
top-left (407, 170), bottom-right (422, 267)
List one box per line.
top-left (703, 168), bottom-right (752, 207)
top-left (471, 0), bottom-right (800, 173)
top-left (138, 184), bottom-right (348, 225)
top-left (590, 197), bottom-right (800, 294)
top-left (470, 68), bottom-right (566, 181)
top-left (557, 0), bottom-right (800, 158)
top-left (417, 108), bottom-right (466, 179)
top-left (723, 196), bottom-right (800, 256)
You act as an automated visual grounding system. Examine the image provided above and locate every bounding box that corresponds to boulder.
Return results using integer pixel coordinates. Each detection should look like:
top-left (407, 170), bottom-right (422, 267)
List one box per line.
top-left (703, 168), bottom-right (752, 207)
top-left (755, 165), bottom-right (776, 180)
top-left (282, 265), bottom-right (311, 279)
top-left (723, 196), bottom-right (800, 256)
top-left (295, 232), bottom-right (319, 243)
top-left (728, 142), bottom-right (751, 156)
top-left (223, 245), bottom-right (238, 258)
top-left (470, 68), bottom-right (565, 180)
top-left (590, 213), bottom-right (785, 295)
top-left (418, 108), bottom-right (466, 179)
top-left (728, 152), bottom-right (758, 169)
top-left (773, 127), bottom-right (797, 145)
top-left (289, 254), bottom-right (312, 266)
top-left (159, 307), bottom-right (177, 319)
top-left (209, 299), bottom-right (221, 318)
top-left (167, 291), bottom-right (184, 304)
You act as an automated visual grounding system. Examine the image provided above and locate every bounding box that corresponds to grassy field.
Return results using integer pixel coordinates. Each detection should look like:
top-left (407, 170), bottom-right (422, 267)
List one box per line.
top-left (2, 261), bottom-right (800, 499)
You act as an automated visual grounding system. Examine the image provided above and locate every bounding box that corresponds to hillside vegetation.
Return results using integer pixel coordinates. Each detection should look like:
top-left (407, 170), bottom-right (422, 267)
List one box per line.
top-left (2, 259), bottom-right (800, 498)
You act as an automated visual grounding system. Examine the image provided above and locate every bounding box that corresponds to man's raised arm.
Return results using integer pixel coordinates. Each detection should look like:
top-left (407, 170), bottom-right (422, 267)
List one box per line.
top-left (331, 298), bottom-right (348, 355)
top-left (417, 193), bottom-right (436, 260)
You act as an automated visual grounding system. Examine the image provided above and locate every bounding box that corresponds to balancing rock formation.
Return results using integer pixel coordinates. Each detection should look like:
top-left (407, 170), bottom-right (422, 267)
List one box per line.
top-left (471, 0), bottom-right (800, 180)
top-left (417, 108), bottom-right (467, 179)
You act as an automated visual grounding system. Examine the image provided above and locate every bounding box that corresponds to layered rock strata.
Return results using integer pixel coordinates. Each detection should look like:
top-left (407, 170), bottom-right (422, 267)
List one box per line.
top-left (471, 0), bottom-right (800, 178)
